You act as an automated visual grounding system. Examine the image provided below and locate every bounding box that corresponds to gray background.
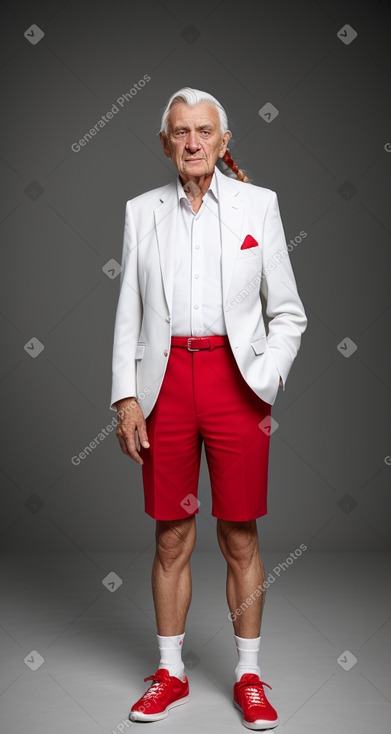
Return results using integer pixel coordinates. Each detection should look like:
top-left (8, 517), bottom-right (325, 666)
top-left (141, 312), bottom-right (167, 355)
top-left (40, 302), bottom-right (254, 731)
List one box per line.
top-left (1, 0), bottom-right (391, 555)
top-left (1, 3), bottom-right (391, 733)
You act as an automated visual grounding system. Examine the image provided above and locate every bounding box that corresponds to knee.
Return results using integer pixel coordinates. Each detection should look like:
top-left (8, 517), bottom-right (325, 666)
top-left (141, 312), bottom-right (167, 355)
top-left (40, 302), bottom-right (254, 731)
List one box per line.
top-left (217, 520), bottom-right (258, 569)
top-left (156, 518), bottom-right (195, 569)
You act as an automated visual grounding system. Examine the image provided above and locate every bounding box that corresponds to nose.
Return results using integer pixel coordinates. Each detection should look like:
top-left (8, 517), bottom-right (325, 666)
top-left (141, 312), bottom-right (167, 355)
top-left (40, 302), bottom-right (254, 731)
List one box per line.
top-left (185, 131), bottom-right (201, 152)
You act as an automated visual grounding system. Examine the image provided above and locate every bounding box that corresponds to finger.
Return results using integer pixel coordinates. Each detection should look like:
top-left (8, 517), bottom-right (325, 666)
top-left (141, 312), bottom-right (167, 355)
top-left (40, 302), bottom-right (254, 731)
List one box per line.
top-left (135, 428), bottom-right (141, 452)
top-left (117, 434), bottom-right (130, 456)
top-left (117, 425), bottom-right (145, 465)
top-left (137, 422), bottom-right (150, 448)
top-left (117, 430), bottom-right (140, 462)
top-left (124, 435), bottom-right (144, 465)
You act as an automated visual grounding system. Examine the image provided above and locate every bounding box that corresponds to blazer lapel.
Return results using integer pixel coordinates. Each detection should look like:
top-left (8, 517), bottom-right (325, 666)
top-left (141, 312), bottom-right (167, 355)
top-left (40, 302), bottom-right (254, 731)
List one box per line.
top-left (215, 167), bottom-right (245, 302)
top-left (154, 183), bottom-right (178, 314)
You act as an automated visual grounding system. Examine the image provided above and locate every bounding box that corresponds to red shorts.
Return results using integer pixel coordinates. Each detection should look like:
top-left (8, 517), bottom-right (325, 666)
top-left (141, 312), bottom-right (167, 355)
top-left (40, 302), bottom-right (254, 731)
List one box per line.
top-left (140, 335), bottom-right (272, 522)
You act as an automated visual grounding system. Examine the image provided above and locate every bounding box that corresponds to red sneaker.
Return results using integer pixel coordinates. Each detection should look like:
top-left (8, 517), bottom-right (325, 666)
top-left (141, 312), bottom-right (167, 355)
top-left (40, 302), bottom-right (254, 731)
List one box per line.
top-left (129, 668), bottom-right (190, 722)
top-left (233, 674), bottom-right (279, 730)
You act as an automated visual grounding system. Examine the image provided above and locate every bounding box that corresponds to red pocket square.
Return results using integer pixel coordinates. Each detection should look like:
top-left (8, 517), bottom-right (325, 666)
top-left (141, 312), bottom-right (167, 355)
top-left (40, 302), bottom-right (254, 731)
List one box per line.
top-left (241, 235), bottom-right (259, 250)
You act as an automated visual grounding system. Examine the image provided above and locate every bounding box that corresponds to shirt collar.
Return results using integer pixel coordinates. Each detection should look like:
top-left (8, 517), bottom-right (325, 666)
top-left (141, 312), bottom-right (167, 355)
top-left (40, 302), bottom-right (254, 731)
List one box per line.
top-left (177, 168), bottom-right (219, 204)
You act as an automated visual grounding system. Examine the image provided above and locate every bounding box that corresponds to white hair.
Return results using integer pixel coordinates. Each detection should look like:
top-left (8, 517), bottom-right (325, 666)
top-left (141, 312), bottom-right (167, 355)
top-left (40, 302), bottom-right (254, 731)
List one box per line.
top-left (159, 87), bottom-right (229, 137)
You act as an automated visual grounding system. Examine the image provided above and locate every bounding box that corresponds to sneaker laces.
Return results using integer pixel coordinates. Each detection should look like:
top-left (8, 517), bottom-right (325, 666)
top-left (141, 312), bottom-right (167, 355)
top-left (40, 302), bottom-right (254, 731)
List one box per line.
top-left (141, 672), bottom-right (170, 699)
top-left (239, 677), bottom-right (272, 709)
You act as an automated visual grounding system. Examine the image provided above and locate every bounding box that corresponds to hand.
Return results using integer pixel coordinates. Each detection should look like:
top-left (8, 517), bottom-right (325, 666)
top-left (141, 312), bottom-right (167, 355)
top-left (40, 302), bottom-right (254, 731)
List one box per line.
top-left (115, 397), bottom-right (150, 465)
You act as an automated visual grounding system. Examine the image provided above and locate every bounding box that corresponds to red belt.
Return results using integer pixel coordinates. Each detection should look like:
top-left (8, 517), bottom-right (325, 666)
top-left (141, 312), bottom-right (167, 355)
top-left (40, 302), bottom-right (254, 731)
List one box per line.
top-left (171, 335), bottom-right (230, 351)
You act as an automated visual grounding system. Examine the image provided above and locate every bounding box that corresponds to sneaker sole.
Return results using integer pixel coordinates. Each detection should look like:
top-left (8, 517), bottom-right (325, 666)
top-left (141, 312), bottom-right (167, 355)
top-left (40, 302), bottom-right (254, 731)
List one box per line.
top-left (129, 694), bottom-right (190, 722)
top-left (233, 700), bottom-right (279, 730)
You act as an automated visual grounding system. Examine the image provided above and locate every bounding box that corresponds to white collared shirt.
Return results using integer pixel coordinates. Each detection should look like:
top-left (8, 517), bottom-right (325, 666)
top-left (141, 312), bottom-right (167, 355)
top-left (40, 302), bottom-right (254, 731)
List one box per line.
top-left (171, 170), bottom-right (227, 336)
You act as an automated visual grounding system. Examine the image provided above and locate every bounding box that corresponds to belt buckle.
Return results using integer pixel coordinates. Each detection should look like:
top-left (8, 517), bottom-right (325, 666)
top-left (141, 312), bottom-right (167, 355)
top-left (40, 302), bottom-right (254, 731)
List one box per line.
top-left (187, 337), bottom-right (200, 352)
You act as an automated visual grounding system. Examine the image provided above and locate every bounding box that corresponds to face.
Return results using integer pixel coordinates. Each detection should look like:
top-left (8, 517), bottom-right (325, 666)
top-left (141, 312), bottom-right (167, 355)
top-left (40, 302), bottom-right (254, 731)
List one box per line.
top-left (160, 101), bottom-right (231, 181)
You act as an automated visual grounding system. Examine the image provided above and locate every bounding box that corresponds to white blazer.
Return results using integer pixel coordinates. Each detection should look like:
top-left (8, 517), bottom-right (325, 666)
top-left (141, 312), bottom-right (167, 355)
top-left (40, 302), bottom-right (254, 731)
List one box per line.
top-left (110, 166), bottom-right (307, 418)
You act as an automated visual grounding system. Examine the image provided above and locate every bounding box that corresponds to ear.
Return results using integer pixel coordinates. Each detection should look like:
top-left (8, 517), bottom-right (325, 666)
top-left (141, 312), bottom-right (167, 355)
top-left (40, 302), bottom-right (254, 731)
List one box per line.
top-left (159, 132), bottom-right (172, 159)
top-left (218, 130), bottom-right (232, 158)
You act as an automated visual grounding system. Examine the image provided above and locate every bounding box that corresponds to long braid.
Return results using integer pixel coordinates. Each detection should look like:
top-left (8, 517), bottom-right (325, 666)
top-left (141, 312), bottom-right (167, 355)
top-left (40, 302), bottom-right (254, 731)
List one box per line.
top-left (222, 150), bottom-right (250, 183)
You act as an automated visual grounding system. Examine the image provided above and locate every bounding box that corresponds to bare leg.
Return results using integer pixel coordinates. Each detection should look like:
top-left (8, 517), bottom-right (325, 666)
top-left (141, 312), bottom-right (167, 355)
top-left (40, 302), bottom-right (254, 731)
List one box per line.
top-left (217, 519), bottom-right (265, 637)
top-left (152, 516), bottom-right (197, 635)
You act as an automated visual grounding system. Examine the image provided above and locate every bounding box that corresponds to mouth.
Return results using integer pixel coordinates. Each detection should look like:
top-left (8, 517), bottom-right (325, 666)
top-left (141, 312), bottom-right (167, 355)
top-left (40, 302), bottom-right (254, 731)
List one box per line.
top-left (185, 158), bottom-right (205, 162)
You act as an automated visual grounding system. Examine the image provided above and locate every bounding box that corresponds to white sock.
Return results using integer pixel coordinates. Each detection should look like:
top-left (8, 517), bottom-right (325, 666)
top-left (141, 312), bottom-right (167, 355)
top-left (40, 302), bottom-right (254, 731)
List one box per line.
top-left (157, 633), bottom-right (186, 681)
top-left (234, 634), bottom-right (261, 682)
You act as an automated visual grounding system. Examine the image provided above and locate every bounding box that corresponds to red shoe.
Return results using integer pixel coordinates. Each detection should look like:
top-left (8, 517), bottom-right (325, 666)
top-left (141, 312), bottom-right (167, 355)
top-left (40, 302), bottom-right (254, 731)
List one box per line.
top-left (234, 674), bottom-right (279, 730)
top-left (129, 668), bottom-right (190, 722)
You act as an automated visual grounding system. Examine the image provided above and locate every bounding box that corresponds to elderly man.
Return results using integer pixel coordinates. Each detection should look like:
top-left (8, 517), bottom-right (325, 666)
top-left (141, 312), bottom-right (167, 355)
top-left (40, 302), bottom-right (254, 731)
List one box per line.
top-left (110, 87), bottom-right (307, 730)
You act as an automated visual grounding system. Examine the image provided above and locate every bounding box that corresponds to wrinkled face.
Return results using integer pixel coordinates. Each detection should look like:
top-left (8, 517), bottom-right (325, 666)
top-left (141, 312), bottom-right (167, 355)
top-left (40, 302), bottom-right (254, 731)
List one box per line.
top-left (160, 101), bottom-right (231, 180)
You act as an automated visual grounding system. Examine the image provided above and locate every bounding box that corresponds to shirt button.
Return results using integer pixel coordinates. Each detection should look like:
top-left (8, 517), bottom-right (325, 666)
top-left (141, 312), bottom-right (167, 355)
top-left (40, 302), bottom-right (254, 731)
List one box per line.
top-left (195, 245), bottom-right (200, 249)
top-left (194, 274), bottom-right (199, 279)
top-left (194, 305), bottom-right (199, 310)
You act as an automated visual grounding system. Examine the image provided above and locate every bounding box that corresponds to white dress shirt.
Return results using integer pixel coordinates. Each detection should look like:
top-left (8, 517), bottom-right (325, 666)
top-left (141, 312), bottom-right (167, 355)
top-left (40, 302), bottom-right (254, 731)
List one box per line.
top-left (171, 170), bottom-right (227, 337)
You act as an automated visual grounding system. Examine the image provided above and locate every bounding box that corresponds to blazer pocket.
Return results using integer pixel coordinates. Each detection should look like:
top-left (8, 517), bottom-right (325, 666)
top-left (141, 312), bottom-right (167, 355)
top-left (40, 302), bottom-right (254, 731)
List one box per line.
top-left (135, 344), bottom-right (146, 360)
top-left (237, 246), bottom-right (261, 261)
top-left (250, 336), bottom-right (267, 355)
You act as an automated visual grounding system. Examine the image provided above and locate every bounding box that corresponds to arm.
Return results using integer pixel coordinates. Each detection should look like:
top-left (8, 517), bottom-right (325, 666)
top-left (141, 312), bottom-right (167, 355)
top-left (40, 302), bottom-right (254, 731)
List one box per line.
top-left (110, 203), bottom-right (150, 464)
top-left (260, 191), bottom-right (307, 390)
top-left (110, 201), bottom-right (143, 409)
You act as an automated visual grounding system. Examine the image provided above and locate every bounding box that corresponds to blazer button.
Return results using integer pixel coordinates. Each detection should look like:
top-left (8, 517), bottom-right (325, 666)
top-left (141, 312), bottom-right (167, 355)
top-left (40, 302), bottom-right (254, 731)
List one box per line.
top-left (164, 350), bottom-right (168, 357)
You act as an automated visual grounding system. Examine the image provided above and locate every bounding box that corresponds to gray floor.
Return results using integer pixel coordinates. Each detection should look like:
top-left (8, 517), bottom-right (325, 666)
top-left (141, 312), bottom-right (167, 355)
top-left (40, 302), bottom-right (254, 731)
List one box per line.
top-left (0, 549), bottom-right (390, 733)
